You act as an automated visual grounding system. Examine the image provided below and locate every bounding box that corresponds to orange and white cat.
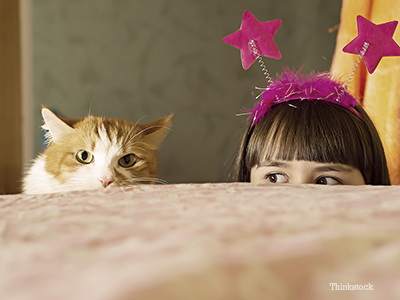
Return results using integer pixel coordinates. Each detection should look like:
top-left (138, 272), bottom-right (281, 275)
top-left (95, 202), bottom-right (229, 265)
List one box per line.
top-left (23, 107), bottom-right (172, 194)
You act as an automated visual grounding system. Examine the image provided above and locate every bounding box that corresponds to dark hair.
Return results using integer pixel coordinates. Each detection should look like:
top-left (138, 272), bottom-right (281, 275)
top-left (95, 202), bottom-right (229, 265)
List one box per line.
top-left (231, 99), bottom-right (390, 185)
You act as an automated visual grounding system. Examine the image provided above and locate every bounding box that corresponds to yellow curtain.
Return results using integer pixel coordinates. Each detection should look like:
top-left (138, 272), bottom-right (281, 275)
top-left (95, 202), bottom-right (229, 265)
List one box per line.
top-left (331, 0), bottom-right (400, 184)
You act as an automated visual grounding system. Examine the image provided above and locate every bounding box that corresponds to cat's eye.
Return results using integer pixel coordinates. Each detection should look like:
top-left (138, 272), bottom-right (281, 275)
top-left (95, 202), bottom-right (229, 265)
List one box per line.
top-left (118, 154), bottom-right (136, 168)
top-left (76, 150), bottom-right (94, 164)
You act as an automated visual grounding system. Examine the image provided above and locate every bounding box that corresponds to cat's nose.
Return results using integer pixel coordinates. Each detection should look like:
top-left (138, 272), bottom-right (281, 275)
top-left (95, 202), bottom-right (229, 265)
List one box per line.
top-left (99, 178), bottom-right (113, 188)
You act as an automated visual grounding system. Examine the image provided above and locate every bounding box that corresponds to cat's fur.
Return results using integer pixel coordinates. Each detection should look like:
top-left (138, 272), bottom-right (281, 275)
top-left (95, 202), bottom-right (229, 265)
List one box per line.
top-left (23, 107), bottom-right (172, 194)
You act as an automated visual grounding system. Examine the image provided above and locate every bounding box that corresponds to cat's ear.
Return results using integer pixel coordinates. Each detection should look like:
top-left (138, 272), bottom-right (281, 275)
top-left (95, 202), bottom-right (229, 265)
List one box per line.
top-left (140, 114), bottom-right (173, 150)
top-left (41, 106), bottom-right (74, 144)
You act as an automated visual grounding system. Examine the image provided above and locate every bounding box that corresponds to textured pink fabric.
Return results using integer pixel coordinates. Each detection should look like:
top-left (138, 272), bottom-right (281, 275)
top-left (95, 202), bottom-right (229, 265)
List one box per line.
top-left (222, 10), bottom-right (282, 70)
top-left (1, 183), bottom-right (400, 299)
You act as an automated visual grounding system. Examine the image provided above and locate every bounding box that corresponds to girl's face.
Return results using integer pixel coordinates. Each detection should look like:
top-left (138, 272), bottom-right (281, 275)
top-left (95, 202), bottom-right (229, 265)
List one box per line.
top-left (251, 160), bottom-right (365, 185)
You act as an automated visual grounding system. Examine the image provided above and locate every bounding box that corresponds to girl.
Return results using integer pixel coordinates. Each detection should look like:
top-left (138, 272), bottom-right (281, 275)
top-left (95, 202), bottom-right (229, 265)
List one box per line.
top-left (230, 70), bottom-right (391, 185)
top-left (223, 11), bottom-right (396, 185)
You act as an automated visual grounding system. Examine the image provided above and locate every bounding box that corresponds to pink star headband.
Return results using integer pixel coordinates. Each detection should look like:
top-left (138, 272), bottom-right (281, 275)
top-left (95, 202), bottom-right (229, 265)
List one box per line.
top-left (223, 11), bottom-right (400, 126)
top-left (248, 69), bottom-right (362, 125)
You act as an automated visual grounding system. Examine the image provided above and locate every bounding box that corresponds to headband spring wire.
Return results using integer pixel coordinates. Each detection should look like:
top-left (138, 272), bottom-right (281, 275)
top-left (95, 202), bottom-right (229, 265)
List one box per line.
top-left (249, 40), bottom-right (274, 86)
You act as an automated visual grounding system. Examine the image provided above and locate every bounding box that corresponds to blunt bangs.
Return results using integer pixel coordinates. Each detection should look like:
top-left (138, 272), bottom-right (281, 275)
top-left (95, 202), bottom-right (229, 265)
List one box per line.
top-left (246, 100), bottom-right (374, 182)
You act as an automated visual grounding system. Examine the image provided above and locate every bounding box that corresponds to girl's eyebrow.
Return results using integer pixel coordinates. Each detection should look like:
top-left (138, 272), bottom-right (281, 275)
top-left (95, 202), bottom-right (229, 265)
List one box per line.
top-left (257, 161), bottom-right (289, 168)
top-left (256, 161), bottom-right (354, 173)
top-left (313, 165), bottom-right (353, 173)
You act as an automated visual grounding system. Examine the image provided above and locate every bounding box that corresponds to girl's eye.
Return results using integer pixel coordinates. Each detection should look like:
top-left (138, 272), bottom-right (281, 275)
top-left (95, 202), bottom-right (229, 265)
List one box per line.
top-left (118, 154), bottom-right (136, 168)
top-left (76, 150), bottom-right (94, 164)
top-left (316, 177), bottom-right (342, 185)
top-left (266, 173), bottom-right (288, 184)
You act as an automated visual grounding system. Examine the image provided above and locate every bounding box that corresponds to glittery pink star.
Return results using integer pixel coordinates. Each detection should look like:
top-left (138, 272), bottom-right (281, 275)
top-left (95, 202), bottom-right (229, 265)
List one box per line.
top-left (343, 15), bottom-right (400, 74)
top-left (223, 10), bottom-right (282, 70)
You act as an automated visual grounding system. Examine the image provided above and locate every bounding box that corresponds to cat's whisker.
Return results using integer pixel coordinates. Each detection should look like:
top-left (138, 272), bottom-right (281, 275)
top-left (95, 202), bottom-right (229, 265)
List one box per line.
top-left (126, 141), bottom-right (154, 153)
top-left (122, 177), bottom-right (169, 185)
top-left (155, 179), bottom-right (169, 185)
top-left (130, 141), bottom-right (150, 147)
top-left (123, 116), bottom-right (147, 146)
top-left (87, 96), bottom-right (96, 116)
top-left (125, 126), bottom-right (156, 145)
top-left (126, 125), bottom-right (172, 146)
top-left (134, 115), bottom-right (148, 125)
top-left (129, 146), bottom-right (150, 155)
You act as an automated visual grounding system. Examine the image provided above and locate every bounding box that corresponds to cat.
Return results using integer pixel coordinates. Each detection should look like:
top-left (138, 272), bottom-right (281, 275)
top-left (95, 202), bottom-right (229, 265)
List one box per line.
top-left (23, 106), bottom-right (173, 194)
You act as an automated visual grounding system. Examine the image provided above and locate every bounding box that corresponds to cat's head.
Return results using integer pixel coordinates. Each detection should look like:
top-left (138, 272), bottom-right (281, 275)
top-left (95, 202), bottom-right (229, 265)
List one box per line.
top-left (41, 106), bottom-right (172, 191)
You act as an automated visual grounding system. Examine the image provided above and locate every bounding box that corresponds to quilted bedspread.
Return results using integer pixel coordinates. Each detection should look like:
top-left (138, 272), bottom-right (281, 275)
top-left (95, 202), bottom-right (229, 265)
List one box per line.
top-left (1, 183), bottom-right (400, 300)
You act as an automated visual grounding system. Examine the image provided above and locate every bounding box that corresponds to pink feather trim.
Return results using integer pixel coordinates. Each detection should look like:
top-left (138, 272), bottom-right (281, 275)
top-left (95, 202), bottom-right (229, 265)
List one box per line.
top-left (247, 68), bottom-right (361, 126)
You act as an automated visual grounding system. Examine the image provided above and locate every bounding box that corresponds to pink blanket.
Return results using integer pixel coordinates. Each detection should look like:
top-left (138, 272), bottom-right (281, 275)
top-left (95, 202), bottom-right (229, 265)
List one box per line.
top-left (1, 183), bottom-right (399, 299)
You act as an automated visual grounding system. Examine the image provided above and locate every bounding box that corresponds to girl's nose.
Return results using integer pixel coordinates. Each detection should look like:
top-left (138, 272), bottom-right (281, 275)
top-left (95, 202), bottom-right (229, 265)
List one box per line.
top-left (290, 174), bottom-right (313, 185)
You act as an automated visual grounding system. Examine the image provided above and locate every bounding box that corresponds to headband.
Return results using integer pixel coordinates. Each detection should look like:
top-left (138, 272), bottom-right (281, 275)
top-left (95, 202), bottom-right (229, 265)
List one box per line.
top-left (223, 11), bottom-right (400, 126)
top-left (249, 69), bottom-right (361, 125)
